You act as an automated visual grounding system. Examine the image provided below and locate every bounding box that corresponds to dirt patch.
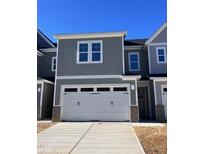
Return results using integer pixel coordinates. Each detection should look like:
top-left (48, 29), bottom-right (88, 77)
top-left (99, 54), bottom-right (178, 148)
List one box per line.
top-left (134, 124), bottom-right (167, 154)
top-left (37, 122), bottom-right (57, 133)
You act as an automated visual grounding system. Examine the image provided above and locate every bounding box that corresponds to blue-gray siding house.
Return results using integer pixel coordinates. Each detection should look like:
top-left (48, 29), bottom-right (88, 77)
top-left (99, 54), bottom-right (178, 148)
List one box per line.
top-left (37, 23), bottom-right (167, 122)
top-left (145, 22), bottom-right (167, 122)
top-left (52, 31), bottom-right (157, 122)
top-left (37, 29), bottom-right (56, 120)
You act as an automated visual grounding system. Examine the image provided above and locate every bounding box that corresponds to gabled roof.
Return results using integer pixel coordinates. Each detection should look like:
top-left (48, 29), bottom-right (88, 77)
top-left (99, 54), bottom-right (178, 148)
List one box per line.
top-left (37, 29), bottom-right (56, 48)
top-left (124, 39), bottom-right (147, 46)
top-left (54, 31), bottom-right (127, 40)
top-left (145, 22), bottom-right (167, 44)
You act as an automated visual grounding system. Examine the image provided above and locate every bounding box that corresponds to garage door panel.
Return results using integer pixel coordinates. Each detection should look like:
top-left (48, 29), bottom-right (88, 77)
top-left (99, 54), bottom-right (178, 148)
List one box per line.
top-left (62, 101), bottom-right (129, 107)
top-left (62, 106), bottom-right (129, 113)
top-left (61, 84), bottom-right (130, 121)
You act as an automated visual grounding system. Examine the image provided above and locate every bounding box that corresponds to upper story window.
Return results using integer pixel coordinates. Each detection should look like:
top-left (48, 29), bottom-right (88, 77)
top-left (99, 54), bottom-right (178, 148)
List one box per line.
top-left (156, 47), bottom-right (167, 63)
top-left (77, 40), bottom-right (103, 64)
top-left (128, 52), bottom-right (140, 71)
top-left (51, 57), bottom-right (56, 71)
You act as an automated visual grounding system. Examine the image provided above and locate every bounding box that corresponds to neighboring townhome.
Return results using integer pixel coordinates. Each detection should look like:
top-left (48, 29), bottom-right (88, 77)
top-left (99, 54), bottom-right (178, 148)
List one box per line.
top-left (52, 31), bottom-right (156, 122)
top-left (145, 22), bottom-right (167, 122)
top-left (124, 39), bottom-right (156, 121)
top-left (37, 29), bottom-right (56, 120)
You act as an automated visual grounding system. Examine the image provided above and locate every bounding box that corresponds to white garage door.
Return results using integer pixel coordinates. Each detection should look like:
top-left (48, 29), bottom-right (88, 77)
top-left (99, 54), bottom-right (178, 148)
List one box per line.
top-left (161, 84), bottom-right (167, 119)
top-left (61, 84), bottom-right (130, 121)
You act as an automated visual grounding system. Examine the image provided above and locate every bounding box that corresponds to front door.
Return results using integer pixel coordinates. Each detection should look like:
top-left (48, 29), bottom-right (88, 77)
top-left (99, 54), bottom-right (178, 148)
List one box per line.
top-left (138, 87), bottom-right (149, 119)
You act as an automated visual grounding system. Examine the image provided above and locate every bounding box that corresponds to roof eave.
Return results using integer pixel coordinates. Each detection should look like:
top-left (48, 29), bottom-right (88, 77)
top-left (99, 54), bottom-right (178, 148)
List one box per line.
top-left (145, 22), bottom-right (167, 45)
top-left (53, 31), bottom-right (128, 40)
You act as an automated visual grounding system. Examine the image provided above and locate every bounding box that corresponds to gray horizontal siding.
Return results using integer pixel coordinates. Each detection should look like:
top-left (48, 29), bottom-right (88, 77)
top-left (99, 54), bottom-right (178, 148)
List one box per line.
top-left (149, 45), bottom-right (167, 74)
top-left (151, 27), bottom-right (167, 43)
top-left (54, 78), bottom-right (137, 106)
top-left (38, 52), bottom-right (56, 78)
top-left (57, 37), bottom-right (123, 76)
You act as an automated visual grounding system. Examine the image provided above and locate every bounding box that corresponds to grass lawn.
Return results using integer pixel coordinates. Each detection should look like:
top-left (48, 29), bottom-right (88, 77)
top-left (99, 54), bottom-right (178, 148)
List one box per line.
top-left (37, 122), bottom-right (57, 133)
top-left (134, 124), bottom-right (167, 154)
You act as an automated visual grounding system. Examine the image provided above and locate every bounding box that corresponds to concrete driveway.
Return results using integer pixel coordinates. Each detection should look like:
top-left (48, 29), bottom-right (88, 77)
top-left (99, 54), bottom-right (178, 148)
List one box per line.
top-left (38, 122), bottom-right (145, 154)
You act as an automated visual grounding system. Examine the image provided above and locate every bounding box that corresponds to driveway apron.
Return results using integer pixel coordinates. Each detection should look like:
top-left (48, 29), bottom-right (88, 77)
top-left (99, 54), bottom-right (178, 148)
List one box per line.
top-left (38, 122), bottom-right (145, 154)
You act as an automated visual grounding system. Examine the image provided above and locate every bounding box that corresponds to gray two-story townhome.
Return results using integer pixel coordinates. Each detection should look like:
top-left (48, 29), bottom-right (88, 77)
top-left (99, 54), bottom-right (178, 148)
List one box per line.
top-left (37, 29), bottom-right (56, 120)
top-left (145, 22), bottom-right (167, 122)
top-left (52, 31), bottom-right (157, 122)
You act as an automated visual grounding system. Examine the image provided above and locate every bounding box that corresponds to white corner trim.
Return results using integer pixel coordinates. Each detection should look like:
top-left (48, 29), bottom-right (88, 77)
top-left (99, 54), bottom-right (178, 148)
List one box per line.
top-left (124, 46), bottom-right (143, 50)
top-left (153, 80), bottom-right (157, 106)
top-left (54, 31), bottom-right (127, 40)
top-left (145, 22), bottom-right (167, 45)
top-left (156, 47), bottom-right (167, 64)
top-left (148, 45), bottom-right (152, 74)
top-left (39, 82), bottom-right (44, 119)
top-left (150, 77), bottom-right (167, 81)
top-left (53, 39), bottom-right (59, 106)
top-left (76, 40), bottom-right (103, 64)
top-left (122, 36), bottom-right (125, 75)
top-left (128, 52), bottom-right (140, 72)
top-left (51, 57), bottom-right (57, 72)
top-left (40, 48), bottom-right (57, 52)
top-left (56, 75), bottom-right (123, 80)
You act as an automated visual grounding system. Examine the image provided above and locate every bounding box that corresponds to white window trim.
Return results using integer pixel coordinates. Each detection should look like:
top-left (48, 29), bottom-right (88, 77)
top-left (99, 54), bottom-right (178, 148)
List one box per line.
top-left (77, 40), bottom-right (103, 64)
top-left (51, 57), bottom-right (56, 71)
top-left (128, 52), bottom-right (140, 71)
top-left (156, 47), bottom-right (167, 64)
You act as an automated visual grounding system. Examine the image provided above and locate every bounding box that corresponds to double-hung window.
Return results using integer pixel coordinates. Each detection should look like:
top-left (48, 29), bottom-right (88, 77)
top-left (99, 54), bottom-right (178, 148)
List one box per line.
top-left (77, 40), bottom-right (103, 63)
top-left (79, 43), bottom-right (88, 62)
top-left (156, 47), bottom-right (167, 63)
top-left (129, 52), bottom-right (140, 71)
top-left (51, 57), bottom-right (56, 71)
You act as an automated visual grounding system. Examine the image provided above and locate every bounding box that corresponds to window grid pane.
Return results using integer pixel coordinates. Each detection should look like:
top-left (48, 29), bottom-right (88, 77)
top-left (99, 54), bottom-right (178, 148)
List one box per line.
top-left (79, 53), bottom-right (88, 62)
top-left (79, 43), bottom-right (88, 52)
top-left (158, 55), bottom-right (165, 62)
top-left (158, 49), bottom-right (165, 55)
top-left (92, 52), bottom-right (101, 61)
top-left (92, 43), bottom-right (101, 51)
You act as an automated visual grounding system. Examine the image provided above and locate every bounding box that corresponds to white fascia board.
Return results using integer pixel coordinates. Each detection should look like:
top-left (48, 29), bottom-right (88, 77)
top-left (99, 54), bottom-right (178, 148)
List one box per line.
top-left (37, 79), bottom-right (54, 85)
top-left (56, 75), bottom-right (122, 80)
top-left (40, 48), bottom-right (57, 52)
top-left (122, 75), bottom-right (141, 80)
top-left (37, 50), bottom-right (44, 56)
top-left (149, 42), bottom-right (167, 46)
top-left (54, 31), bottom-right (127, 40)
top-left (38, 30), bottom-right (55, 48)
top-left (124, 46), bottom-right (143, 50)
top-left (150, 77), bottom-right (167, 81)
top-left (145, 22), bottom-right (167, 45)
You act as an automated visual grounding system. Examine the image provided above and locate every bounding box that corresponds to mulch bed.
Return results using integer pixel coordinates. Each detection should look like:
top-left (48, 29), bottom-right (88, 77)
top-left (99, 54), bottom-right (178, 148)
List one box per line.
top-left (134, 124), bottom-right (167, 154)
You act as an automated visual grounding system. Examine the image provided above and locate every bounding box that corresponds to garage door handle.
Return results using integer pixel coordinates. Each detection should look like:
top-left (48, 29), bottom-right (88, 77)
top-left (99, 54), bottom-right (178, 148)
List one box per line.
top-left (110, 101), bottom-right (114, 106)
top-left (77, 101), bottom-right (80, 106)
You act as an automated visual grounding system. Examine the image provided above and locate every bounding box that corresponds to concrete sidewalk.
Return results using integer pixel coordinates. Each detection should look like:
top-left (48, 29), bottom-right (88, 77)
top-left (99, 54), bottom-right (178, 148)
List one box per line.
top-left (38, 122), bottom-right (145, 154)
